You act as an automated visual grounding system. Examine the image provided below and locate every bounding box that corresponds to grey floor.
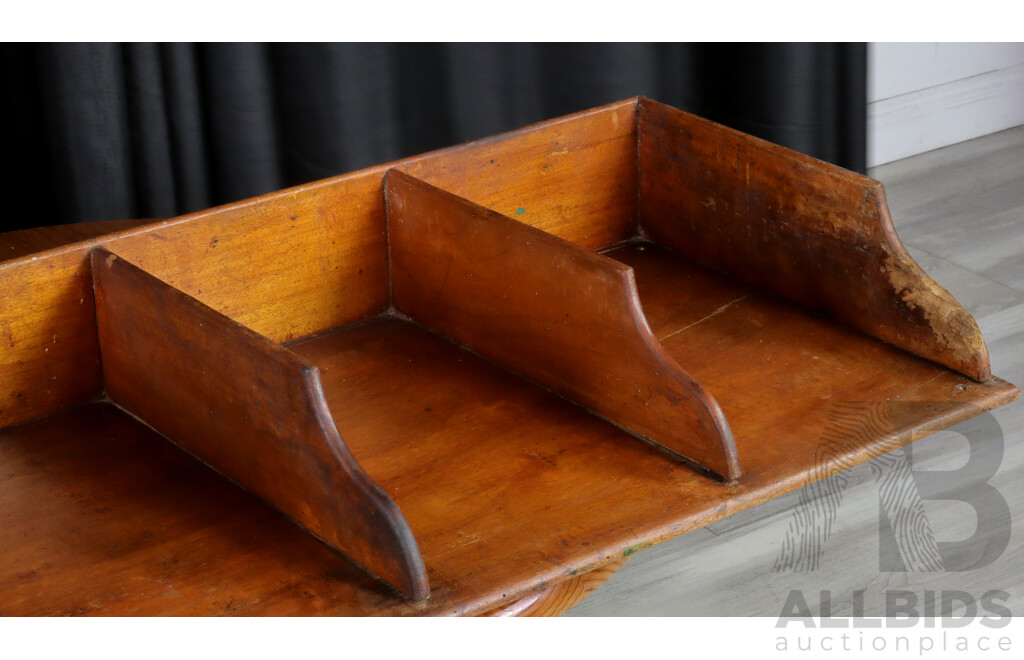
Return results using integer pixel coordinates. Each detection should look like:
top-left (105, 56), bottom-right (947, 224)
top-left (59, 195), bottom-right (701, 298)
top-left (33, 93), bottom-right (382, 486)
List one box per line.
top-left (566, 126), bottom-right (1024, 617)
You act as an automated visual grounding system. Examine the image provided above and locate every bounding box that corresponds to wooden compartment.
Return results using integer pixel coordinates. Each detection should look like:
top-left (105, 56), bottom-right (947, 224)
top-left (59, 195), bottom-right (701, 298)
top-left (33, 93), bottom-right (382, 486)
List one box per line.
top-left (0, 97), bottom-right (1017, 616)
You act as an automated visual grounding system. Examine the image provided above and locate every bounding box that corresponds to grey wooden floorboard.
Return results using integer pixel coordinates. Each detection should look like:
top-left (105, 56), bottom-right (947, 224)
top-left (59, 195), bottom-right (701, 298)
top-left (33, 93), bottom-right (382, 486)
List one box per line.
top-left (884, 126), bottom-right (1024, 292)
top-left (566, 126), bottom-right (1024, 617)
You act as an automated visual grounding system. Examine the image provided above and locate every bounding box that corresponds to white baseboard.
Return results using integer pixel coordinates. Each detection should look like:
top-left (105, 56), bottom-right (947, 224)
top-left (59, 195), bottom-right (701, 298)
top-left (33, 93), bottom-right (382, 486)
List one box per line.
top-left (868, 63), bottom-right (1024, 167)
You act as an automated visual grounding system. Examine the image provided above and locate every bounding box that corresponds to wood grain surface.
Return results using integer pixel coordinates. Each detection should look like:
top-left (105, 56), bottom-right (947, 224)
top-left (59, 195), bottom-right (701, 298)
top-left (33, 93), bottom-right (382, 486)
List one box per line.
top-left (386, 170), bottom-right (738, 480)
top-left (0, 316), bottom-right (1011, 614)
top-left (607, 242), bottom-right (1005, 461)
top-left (637, 97), bottom-right (990, 381)
top-left (568, 125), bottom-right (1024, 616)
top-left (0, 219), bottom-right (151, 261)
top-left (0, 403), bottom-right (404, 615)
top-left (0, 98), bottom-right (1018, 616)
top-left (104, 171), bottom-right (390, 344)
top-left (0, 248), bottom-right (102, 428)
top-left (286, 317), bottom-right (1013, 615)
top-left (483, 558), bottom-right (628, 616)
top-left (398, 98), bottom-right (638, 249)
top-left (91, 248), bottom-right (428, 600)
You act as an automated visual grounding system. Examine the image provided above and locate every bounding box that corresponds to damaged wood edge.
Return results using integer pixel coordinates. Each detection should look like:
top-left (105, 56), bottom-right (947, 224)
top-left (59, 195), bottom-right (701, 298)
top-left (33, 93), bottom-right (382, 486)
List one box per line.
top-left (88, 246), bottom-right (430, 600)
top-left (384, 169), bottom-right (740, 481)
top-left (871, 184), bottom-right (991, 381)
top-left (634, 97), bottom-right (991, 383)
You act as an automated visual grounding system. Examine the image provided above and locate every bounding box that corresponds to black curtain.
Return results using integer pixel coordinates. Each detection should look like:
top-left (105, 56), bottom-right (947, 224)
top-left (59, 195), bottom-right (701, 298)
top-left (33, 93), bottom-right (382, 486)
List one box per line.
top-left (0, 43), bottom-right (866, 232)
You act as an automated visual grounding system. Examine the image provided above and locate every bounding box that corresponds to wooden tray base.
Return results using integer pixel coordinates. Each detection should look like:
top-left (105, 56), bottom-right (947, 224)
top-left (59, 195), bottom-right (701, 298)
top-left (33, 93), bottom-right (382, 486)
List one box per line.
top-left (0, 323), bottom-right (1011, 615)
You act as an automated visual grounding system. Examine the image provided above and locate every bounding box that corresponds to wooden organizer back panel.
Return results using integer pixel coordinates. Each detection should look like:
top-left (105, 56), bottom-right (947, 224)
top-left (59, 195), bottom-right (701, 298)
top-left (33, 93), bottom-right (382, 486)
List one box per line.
top-left (398, 98), bottom-right (639, 250)
top-left (104, 169), bottom-right (391, 344)
top-left (0, 249), bottom-right (103, 428)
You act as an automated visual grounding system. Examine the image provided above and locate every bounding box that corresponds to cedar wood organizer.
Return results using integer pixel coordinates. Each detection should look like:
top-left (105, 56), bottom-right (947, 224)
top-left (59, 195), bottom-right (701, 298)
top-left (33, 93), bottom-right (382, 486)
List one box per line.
top-left (0, 98), bottom-right (1018, 616)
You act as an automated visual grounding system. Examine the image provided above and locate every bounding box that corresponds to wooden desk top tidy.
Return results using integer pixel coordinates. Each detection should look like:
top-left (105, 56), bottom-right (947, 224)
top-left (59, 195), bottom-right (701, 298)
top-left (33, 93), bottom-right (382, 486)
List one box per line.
top-left (0, 98), bottom-right (1017, 616)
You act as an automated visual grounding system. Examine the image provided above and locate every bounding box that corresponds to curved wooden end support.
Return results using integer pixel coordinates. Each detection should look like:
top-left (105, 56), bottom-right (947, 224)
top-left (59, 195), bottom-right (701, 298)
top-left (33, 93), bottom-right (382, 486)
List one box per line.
top-left (385, 170), bottom-right (739, 481)
top-left (636, 97), bottom-right (990, 381)
top-left (89, 247), bottom-right (429, 600)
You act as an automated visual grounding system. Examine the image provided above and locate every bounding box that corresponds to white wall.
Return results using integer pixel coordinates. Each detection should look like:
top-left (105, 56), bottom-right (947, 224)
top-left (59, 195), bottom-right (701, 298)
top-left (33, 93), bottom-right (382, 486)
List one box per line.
top-left (868, 43), bottom-right (1024, 167)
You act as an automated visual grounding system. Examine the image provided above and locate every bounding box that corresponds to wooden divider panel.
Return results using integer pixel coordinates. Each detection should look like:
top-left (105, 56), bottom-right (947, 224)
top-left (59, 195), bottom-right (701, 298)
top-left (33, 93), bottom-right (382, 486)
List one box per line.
top-left (0, 248), bottom-right (102, 428)
top-left (637, 97), bottom-right (990, 381)
top-left (385, 170), bottom-right (739, 481)
top-left (90, 247), bottom-right (429, 600)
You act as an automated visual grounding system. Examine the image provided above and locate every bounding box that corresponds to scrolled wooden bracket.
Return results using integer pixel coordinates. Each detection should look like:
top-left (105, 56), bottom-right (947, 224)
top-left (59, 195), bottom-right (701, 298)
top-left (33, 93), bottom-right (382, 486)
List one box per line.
top-left (89, 247), bottom-right (430, 600)
top-left (636, 97), bottom-right (990, 382)
top-left (385, 169), bottom-right (740, 481)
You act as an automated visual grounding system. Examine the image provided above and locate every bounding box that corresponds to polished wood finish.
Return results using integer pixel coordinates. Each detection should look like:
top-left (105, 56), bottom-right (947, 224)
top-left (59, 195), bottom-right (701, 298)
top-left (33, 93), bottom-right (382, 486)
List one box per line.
top-left (0, 248), bottom-right (102, 429)
top-left (637, 98), bottom-right (990, 381)
top-left (0, 404), bottom-right (399, 616)
top-left (569, 126), bottom-right (1024, 615)
top-left (0, 350), bottom-right (1012, 615)
top-left (0, 97), bottom-right (1018, 616)
top-left (1, 219), bottom-right (151, 262)
top-left (607, 243), bottom-right (1010, 463)
top-left (105, 174), bottom-right (390, 344)
top-left (91, 248), bottom-right (427, 600)
top-left (386, 171), bottom-right (738, 479)
top-left (399, 98), bottom-right (638, 250)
